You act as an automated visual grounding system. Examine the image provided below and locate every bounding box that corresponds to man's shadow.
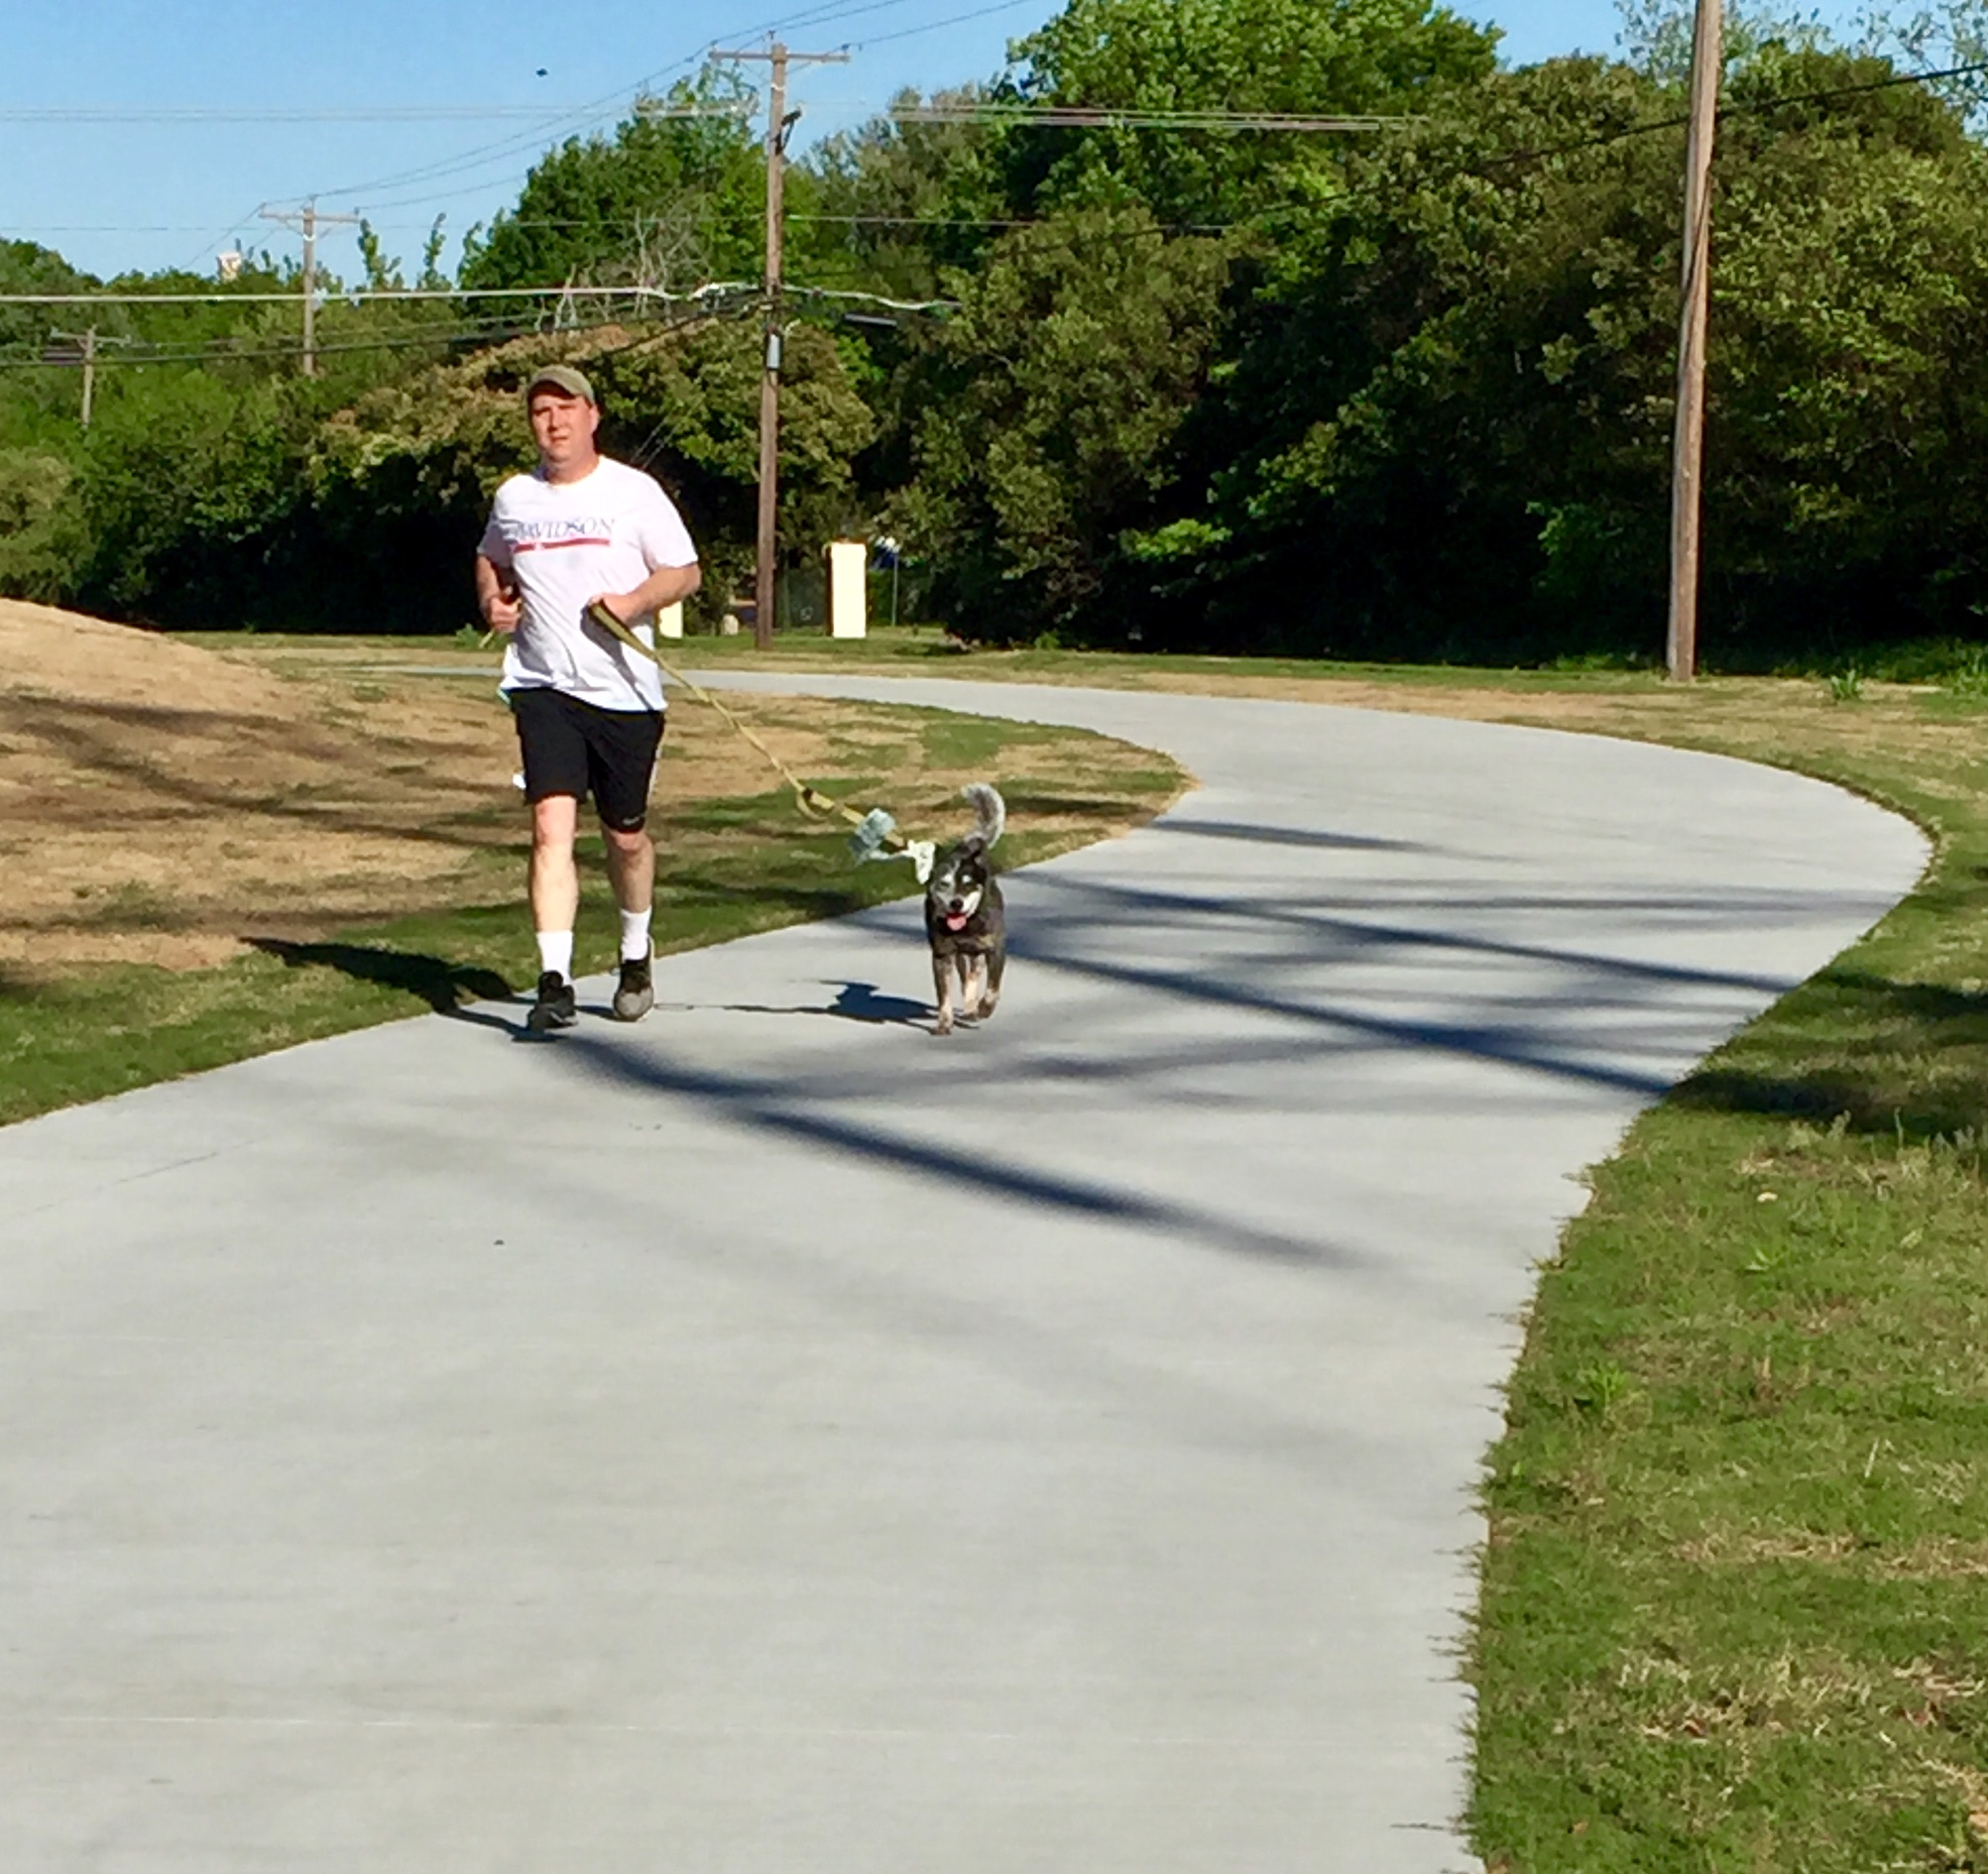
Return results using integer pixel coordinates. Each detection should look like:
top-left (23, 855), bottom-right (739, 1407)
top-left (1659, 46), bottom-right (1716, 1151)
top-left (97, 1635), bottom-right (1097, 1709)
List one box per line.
top-left (249, 940), bottom-right (930, 1037)
top-left (247, 936), bottom-right (537, 1038)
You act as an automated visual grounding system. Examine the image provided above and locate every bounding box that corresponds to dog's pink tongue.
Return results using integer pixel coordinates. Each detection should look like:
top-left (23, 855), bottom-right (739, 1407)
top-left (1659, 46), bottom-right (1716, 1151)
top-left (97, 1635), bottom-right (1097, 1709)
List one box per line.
top-left (945, 913), bottom-right (968, 931)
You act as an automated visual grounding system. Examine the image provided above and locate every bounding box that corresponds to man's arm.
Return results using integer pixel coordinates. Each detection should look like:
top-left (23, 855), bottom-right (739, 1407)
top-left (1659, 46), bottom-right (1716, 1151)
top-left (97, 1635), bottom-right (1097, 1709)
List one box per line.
top-left (592, 560), bottom-right (702, 626)
top-left (474, 552), bottom-right (522, 632)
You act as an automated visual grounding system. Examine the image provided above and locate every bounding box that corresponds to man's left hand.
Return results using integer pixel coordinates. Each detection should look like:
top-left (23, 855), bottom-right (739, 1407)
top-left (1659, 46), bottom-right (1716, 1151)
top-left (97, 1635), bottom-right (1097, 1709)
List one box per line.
top-left (588, 591), bottom-right (638, 626)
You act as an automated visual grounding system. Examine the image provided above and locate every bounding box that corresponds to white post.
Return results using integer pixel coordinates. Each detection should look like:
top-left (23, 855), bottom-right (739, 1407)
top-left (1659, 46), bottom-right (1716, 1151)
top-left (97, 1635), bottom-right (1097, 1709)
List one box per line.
top-left (827, 540), bottom-right (868, 639)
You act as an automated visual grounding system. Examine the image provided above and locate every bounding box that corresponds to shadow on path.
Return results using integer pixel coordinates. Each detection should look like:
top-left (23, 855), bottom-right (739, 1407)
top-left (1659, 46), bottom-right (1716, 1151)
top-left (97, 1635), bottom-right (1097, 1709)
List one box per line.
top-left (701, 982), bottom-right (931, 1026)
top-left (554, 1031), bottom-right (1366, 1272)
top-left (1155, 818), bottom-right (1432, 855)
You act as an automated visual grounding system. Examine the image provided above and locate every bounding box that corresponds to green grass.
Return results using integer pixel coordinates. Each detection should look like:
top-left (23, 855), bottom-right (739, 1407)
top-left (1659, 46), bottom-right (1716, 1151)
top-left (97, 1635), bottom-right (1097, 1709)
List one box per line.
top-left (1469, 704), bottom-right (1988, 1873)
top-left (0, 715), bottom-right (1182, 1126)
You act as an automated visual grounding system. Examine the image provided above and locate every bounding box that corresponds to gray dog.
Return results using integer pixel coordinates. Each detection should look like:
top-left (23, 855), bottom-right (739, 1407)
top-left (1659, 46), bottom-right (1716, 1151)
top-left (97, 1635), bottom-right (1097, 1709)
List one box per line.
top-left (924, 784), bottom-right (1006, 1035)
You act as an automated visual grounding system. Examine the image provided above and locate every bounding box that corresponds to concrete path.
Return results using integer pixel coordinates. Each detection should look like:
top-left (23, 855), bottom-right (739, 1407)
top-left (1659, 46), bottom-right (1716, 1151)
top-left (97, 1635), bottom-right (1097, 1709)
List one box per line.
top-left (1, 680), bottom-right (1925, 1874)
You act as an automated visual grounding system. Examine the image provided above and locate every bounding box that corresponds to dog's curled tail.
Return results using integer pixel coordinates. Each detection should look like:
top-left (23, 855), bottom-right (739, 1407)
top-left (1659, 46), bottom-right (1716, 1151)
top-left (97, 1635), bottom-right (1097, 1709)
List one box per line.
top-left (962, 781), bottom-right (1005, 850)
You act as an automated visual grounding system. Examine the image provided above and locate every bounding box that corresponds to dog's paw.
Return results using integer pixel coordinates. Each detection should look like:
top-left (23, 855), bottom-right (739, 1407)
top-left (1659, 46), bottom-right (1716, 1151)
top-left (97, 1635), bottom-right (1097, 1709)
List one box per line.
top-left (933, 1011), bottom-right (955, 1036)
top-left (976, 994), bottom-right (999, 1020)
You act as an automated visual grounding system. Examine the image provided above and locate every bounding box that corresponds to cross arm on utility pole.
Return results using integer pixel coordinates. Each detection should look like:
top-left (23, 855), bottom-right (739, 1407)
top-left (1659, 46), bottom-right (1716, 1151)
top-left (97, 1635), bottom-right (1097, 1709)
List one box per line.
top-left (711, 43), bottom-right (850, 649)
top-left (260, 199), bottom-right (361, 378)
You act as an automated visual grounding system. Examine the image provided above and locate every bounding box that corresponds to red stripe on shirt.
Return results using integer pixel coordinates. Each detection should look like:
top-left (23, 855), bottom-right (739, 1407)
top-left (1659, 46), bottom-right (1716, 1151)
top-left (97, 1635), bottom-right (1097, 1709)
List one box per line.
top-left (514, 536), bottom-right (614, 552)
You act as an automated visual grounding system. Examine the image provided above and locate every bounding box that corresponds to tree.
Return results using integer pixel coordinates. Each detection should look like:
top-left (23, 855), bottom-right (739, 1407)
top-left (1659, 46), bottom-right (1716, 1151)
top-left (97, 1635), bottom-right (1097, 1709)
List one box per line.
top-left (1127, 48), bottom-right (1988, 663)
top-left (806, 87), bottom-right (1018, 303)
top-left (900, 205), bottom-right (1232, 643)
top-left (1004, 0), bottom-right (1499, 226)
top-left (590, 320), bottom-right (877, 619)
top-left (459, 73), bottom-right (770, 300)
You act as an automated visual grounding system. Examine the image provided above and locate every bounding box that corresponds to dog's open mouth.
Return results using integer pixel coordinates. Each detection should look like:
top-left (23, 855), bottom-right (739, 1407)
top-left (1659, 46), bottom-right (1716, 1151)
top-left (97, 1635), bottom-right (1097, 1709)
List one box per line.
top-left (944, 913), bottom-right (969, 931)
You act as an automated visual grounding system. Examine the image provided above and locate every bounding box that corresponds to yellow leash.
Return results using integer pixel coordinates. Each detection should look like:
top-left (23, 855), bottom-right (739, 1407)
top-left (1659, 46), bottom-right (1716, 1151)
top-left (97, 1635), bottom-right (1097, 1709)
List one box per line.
top-left (581, 601), bottom-right (935, 878)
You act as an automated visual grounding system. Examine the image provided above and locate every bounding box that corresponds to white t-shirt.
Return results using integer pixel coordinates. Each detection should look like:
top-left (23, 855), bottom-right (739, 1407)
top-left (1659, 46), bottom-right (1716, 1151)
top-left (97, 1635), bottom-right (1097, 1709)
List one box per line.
top-left (478, 457), bottom-right (698, 712)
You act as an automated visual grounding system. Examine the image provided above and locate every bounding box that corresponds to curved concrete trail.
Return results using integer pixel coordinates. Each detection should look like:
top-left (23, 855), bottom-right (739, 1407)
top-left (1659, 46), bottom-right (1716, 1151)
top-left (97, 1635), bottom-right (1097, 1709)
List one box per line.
top-left (2, 680), bottom-right (1925, 1874)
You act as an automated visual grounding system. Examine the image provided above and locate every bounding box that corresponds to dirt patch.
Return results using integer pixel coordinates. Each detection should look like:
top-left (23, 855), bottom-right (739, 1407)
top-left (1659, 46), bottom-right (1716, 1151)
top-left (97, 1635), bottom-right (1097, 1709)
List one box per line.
top-left (4, 607), bottom-right (1179, 974)
top-left (2, 602), bottom-right (526, 969)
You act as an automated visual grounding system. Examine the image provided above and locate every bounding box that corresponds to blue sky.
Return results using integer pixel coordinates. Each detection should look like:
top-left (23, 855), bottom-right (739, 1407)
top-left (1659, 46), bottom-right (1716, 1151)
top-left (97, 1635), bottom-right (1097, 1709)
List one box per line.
top-left (1, 0), bottom-right (1846, 284)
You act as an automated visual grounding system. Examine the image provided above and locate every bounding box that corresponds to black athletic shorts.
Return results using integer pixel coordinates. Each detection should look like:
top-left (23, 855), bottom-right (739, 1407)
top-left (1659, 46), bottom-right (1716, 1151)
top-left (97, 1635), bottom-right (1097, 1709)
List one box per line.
top-left (511, 688), bottom-right (665, 832)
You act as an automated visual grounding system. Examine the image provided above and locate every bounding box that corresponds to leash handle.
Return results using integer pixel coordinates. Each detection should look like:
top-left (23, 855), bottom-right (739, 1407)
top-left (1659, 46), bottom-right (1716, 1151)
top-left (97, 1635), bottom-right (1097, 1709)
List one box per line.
top-left (582, 600), bottom-right (907, 851)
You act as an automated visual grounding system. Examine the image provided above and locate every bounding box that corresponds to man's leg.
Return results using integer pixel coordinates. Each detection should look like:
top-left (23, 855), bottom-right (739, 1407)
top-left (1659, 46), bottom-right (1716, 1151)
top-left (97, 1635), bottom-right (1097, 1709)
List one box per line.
top-left (512, 688), bottom-right (590, 1028)
top-left (526, 792), bottom-right (582, 1029)
top-left (586, 703), bottom-right (664, 1023)
top-left (530, 792), bottom-right (583, 934)
top-left (602, 821), bottom-right (654, 916)
top-left (603, 821), bottom-right (655, 1020)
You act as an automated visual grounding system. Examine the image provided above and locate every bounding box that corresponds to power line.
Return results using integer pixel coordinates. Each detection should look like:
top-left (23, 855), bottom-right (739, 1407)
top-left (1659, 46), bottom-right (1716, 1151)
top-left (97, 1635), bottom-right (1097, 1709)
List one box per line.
top-left (307, 0), bottom-right (1030, 211)
top-left (0, 105), bottom-right (613, 123)
top-left (851, 0), bottom-right (1046, 49)
top-left (892, 102), bottom-right (1405, 130)
top-left (312, 79), bottom-right (690, 202)
top-left (0, 223), bottom-right (269, 234)
top-left (334, 104), bottom-right (753, 218)
top-left (0, 322), bottom-right (527, 374)
top-left (0, 283), bottom-right (758, 305)
top-left (788, 283), bottom-right (956, 309)
top-left (176, 199), bottom-right (268, 274)
top-left (0, 300), bottom-right (757, 376)
top-left (739, 0), bottom-right (970, 43)
top-left (1475, 55), bottom-right (1988, 169)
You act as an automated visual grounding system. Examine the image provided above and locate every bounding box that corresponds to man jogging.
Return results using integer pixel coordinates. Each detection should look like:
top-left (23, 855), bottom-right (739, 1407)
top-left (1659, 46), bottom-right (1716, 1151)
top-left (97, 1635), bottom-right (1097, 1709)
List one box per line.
top-left (474, 365), bottom-right (701, 1031)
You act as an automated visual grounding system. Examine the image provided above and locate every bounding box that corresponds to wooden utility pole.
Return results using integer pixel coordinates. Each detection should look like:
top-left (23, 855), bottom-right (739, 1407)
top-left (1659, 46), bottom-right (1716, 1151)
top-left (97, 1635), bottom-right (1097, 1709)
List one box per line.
top-left (1666, 0), bottom-right (1723, 682)
top-left (713, 42), bottom-right (848, 648)
top-left (48, 327), bottom-right (120, 426)
top-left (260, 200), bottom-right (358, 378)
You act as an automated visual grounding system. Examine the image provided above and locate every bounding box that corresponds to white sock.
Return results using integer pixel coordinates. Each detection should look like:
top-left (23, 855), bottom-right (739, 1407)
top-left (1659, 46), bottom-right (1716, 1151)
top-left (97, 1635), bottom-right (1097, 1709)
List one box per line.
top-left (535, 930), bottom-right (573, 983)
top-left (619, 907), bottom-right (653, 962)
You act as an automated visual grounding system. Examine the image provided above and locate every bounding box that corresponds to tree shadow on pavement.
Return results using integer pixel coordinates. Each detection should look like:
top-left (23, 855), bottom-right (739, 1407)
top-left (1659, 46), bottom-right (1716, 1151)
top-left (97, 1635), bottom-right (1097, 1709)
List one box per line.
top-left (1670, 967), bottom-right (1988, 1144)
top-left (554, 1032), bottom-right (1366, 1271)
top-left (502, 864), bottom-right (1909, 1258)
top-left (1154, 818), bottom-right (1432, 854)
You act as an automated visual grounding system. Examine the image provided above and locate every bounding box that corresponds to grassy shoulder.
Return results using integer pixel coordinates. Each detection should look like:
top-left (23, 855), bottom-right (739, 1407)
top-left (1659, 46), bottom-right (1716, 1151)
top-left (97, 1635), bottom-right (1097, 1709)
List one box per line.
top-left (0, 640), bottom-right (1185, 1125)
top-left (1466, 702), bottom-right (1988, 1873)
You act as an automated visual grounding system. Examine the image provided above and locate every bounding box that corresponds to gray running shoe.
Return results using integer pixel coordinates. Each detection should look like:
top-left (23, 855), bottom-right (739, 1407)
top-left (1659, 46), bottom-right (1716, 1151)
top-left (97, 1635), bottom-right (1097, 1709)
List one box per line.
top-left (526, 970), bottom-right (577, 1032)
top-left (613, 949), bottom-right (654, 1022)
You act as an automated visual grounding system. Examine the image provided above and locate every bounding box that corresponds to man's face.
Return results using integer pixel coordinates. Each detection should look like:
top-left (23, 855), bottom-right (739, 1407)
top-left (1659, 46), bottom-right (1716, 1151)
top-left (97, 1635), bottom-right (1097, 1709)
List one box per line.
top-left (528, 391), bottom-right (599, 474)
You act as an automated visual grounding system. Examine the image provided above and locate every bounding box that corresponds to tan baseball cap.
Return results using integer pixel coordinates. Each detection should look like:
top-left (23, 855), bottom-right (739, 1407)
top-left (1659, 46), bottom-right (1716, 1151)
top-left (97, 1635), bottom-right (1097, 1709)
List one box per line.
top-left (525, 364), bottom-right (597, 405)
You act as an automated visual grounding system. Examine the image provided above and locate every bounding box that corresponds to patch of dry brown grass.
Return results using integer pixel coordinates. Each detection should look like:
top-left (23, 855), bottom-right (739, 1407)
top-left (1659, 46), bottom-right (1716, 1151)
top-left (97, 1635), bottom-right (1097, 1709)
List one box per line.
top-left (4, 609), bottom-right (1181, 976)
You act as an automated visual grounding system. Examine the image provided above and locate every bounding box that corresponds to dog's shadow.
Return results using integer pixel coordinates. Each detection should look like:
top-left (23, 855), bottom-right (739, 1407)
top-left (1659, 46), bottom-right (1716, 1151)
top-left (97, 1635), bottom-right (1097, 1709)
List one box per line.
top-left (443, 981), bottom-right (930, 1037)
top-left (711, 981), bottom-right (931, 1027)
top-left (828, 981), bottom-right (930, 1024)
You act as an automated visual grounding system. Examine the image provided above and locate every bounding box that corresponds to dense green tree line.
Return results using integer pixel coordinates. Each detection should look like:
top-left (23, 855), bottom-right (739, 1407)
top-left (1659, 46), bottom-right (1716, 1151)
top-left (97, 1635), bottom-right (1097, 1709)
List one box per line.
top-left (4, 0), bottom-right (1988, 666)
